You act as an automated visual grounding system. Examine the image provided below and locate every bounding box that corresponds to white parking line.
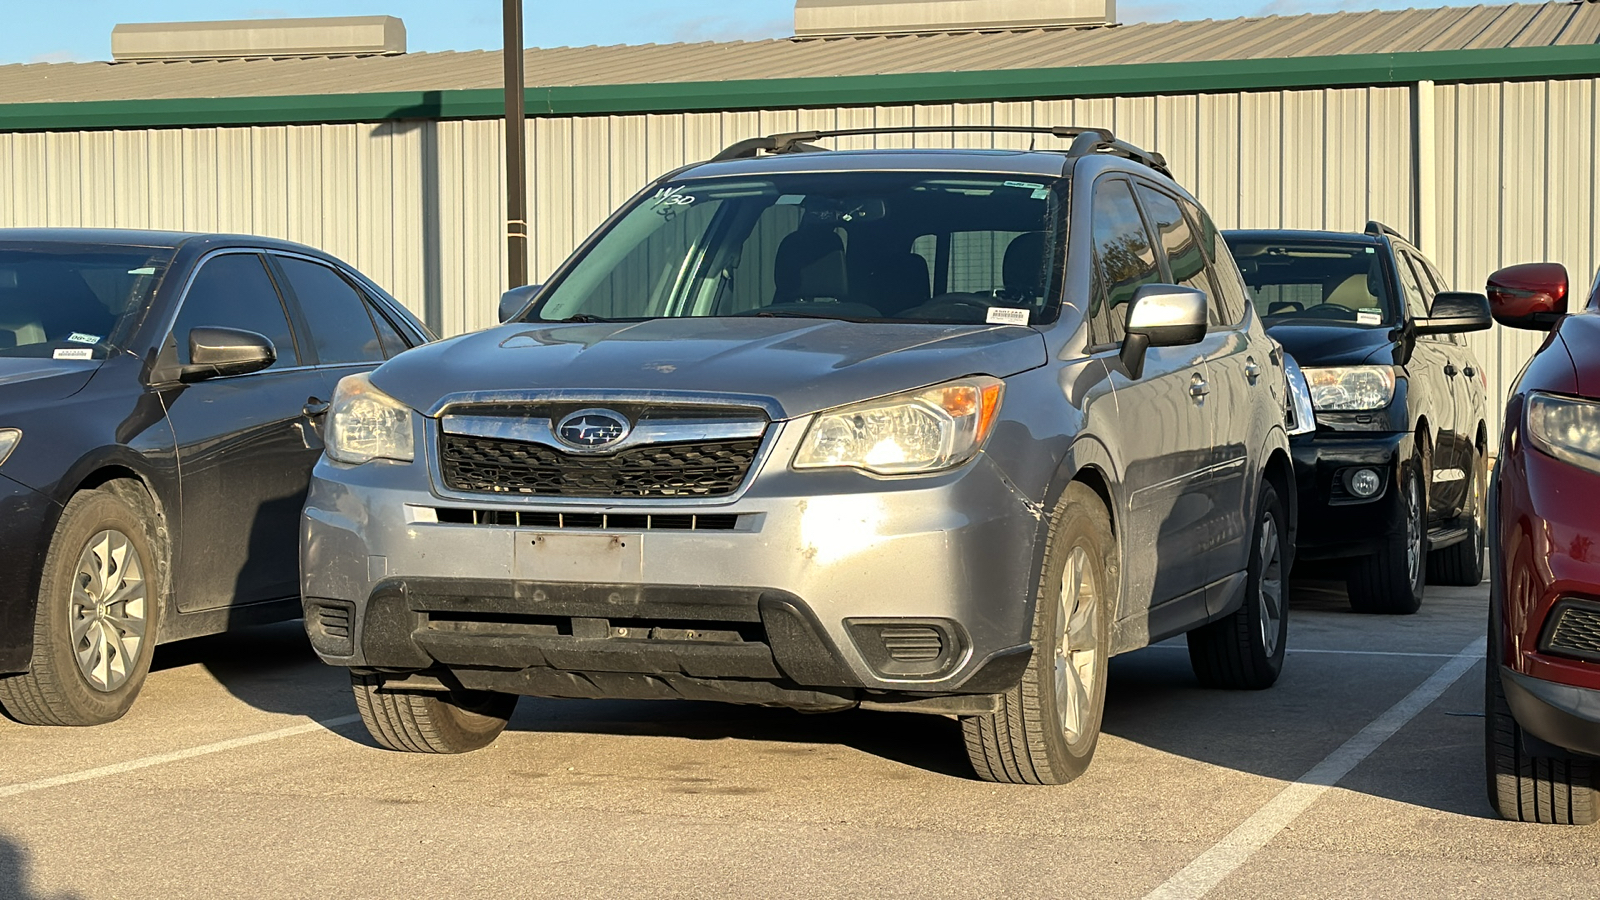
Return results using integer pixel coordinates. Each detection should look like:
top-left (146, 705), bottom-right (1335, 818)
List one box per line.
top-left (1142, 637), bottom-right (1484, 900)
top-left (0, 714), bottom-right (361, 801)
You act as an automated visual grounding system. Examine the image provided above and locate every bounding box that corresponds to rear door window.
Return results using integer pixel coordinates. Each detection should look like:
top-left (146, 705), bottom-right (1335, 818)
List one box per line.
top-left (275, 257), bottom-right (386, 365)
top-left (1089, 178), bottom-right (1161, 345)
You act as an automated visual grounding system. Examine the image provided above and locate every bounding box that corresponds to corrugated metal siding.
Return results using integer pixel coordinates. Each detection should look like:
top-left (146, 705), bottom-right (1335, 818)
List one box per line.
top-left (0, 79), bottom-right (1588, 437)
top-left (0, 2), bottom-right (1596, 103)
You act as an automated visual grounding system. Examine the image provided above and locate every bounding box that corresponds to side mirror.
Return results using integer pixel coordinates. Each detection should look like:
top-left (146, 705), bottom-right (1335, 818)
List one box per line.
top-left (1415, 291), bottom-right (1492, 335)
top-left (499, 284), bottom-right (542, 323)
top-left (181, 327), bottom-right (276, 382)
top-left (1487, 263), bottom-right (1568, 331)
top-left (1120, 285), bottom-right (1208, 380)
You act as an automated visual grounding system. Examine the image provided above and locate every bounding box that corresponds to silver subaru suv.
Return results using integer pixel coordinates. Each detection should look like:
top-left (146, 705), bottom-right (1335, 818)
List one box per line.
top-left (302, 126), bottom-right (1301, 784)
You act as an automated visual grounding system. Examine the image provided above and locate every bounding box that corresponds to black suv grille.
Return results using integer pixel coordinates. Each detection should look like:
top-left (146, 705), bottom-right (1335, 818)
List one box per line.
top-left (440, 434), bottom-right (762, 498)
top-left (1545, 602), bottom-right (1600, 662)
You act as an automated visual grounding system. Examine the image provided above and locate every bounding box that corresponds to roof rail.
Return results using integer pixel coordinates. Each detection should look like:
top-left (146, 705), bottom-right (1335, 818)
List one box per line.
top-left (1365, 220), bottom-right (1408, 242)
top-left (709, 125), bottom-right (1170, 175)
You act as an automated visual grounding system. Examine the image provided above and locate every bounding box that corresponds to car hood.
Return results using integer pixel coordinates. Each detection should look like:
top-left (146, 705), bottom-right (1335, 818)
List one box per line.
top-left (0, 357), bottom-right (100, 412)
top-left (371, 318), bottom-right (1049, 419)
top-left (1264, 322), bottom-right (1396, 367)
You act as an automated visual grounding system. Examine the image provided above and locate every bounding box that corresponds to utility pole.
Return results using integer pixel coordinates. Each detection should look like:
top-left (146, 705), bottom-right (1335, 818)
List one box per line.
top-left (503, 0), bottom-right (529, 288)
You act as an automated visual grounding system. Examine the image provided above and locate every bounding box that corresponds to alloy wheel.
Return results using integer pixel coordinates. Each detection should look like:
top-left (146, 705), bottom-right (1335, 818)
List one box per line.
top-left (1405, 476), bottom-right (1424, 588)
top-left (1056, 546), bottom-right (1101, 743)
top-left (1257, 515), bottom-right (1284, 656)
top-left (68, 529), bottom-right (149, 692)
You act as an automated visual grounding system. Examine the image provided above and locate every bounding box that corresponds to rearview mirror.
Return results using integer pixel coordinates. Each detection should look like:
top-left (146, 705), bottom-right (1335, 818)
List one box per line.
top-left (181, 327), bottom-right (276, 382)
top-left (1487, 263), bottom-right (1568, 331)
top-left (1120, 285), bottom-right (1208, 380)
top-left (498, 284), bottom-right (542, 323)
top-left (1415, 292), bottom-right (1492, 335)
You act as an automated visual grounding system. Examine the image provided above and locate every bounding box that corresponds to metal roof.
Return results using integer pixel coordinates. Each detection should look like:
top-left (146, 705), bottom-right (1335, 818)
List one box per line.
top-left (2, 2), bottom-right (1598, 104)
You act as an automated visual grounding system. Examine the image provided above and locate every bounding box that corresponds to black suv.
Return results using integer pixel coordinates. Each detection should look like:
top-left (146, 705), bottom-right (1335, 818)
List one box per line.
top-left (1225, 224), bottom-right (1491, 614)
top-left (302, 126), bottom-right (1302, 784)
top-left (0, 229), bottom-right (431, 726)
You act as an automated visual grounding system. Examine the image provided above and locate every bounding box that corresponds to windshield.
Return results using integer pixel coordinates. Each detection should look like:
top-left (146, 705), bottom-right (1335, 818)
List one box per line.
top-left (1225, 238), bottom-right (1396, 327)
top-left (527, 172), bottom-right (1066, 326)
top-left (0, 244), bottom-right (174, 359)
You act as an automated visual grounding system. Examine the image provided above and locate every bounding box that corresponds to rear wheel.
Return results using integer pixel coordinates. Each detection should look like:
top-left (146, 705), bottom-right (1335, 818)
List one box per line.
top-left (352, 673), bottom-right (517, 754)
top-left (1485, 647), bottom-right (1598, 825)
top-left (0, 489), bottom-right (161, 727)
top-left (961, 483), bottom-right (1113, 785)
top-left (1347, 461), bottom-right (1426, 614)
top-left (1429, 444), bottom-right (1486, 586)
top-left (1187, 481), bottom-right (1288, 690)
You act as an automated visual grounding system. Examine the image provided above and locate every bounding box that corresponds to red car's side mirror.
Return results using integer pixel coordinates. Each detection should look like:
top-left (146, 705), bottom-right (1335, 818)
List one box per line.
top-left (1487, 262), bottom-right (1569, 331)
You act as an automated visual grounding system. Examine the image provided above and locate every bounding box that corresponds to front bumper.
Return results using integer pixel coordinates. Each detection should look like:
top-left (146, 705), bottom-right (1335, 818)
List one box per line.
top-left (301, 426), bottom-right (1042, 704)
top-left (1289, 431), bottom-right (1408, 560)
top-left (1501, 666), bottom-right (1600, 758)
top-left (0, 473), bottom-right (57, 675)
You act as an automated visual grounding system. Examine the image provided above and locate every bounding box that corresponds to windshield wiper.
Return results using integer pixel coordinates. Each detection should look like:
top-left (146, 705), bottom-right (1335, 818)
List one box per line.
top-left (751, 310), bottom-right (875, 323)
top-left (561, 314), bottom-right (612, 323)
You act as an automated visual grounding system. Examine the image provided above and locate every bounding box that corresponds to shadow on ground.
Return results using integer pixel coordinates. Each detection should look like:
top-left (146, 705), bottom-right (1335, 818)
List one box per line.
top-left (0, 835), bottom-right (81, 900)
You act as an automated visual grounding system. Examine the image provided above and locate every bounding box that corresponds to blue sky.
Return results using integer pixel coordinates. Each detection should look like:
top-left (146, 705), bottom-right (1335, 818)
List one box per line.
top-left (2, 1), bottom-right (1484, 65)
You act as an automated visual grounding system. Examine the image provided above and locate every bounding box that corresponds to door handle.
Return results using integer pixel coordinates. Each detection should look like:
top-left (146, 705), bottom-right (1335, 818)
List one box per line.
top-left (1190, 374), bottom-right (1210, 399)
top-left (1244, 358), bottom-right (1262, 382)
top-left (303, 398), bottom-right (331, 417)
top-left (1444, 364), bottom-right (1458, 377)
top-left (1464, 365), bottom-right (1476, 378)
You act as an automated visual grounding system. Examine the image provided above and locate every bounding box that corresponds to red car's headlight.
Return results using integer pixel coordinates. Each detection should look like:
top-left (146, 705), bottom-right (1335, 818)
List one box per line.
top-left (1526, 392), bottom-right (1600, 474)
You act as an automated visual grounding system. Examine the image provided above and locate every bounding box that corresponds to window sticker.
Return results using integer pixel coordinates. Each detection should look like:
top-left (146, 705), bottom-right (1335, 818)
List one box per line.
top-left (986, 307), bottom-right (1031, 326)
top-left (1357, 311), bottom-right (1383, 325)
top-left (776, 194), bottom-right (805, 205)
top-left (53, 347), bottom-right (93, 360)
top-left (128, 267), bottom-right (156, 275)
top-left (1031, 188), bottom-right (1051, 200)
top-left (67, 333), bottom-right (101, 344)
top-left (1003, 181), bottom-right (1045, 191)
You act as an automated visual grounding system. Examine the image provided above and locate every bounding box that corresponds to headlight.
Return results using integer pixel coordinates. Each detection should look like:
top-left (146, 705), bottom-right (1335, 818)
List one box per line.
top-left (794, 376), bottom-right (1004, 475)
top-left (0, 429), bottom-right (18, 466)
top-left (1302, 366), bottom-right (1396, 411)
top-left (326, 373), bottom-right (415, 465)
top-left (1526, 392), bottom-right (1600, 474)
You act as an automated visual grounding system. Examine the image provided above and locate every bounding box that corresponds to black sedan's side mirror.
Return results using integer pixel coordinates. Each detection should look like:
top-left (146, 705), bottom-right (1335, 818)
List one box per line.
top-left (1120, 285), bottom-right (1209, 380)
top-left (498, 284), bottom-right (542, 323)
top-left (180, 327), bottom-right (276, 382)
top-left (1415, 292), bottom-right (1492, 335)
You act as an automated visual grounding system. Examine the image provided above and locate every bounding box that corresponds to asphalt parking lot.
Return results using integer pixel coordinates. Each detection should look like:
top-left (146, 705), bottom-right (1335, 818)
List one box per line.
top-left (2, 576), bottom-right (1596, 900)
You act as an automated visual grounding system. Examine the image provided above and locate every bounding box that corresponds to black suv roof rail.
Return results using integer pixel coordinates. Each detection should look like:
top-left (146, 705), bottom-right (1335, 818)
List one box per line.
top-left (709, 126), bottom-right (1171, 176)
top-left (1365, 220), bottom-right (1409, 242)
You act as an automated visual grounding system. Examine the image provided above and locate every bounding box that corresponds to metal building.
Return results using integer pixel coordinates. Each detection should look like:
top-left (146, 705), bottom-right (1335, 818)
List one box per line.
top-left (1, 2), bottom-right (1598, 438)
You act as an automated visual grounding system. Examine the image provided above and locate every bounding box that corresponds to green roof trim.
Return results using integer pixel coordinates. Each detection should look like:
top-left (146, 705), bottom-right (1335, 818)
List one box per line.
top-left (2, 44), bottom-right (1599, 131)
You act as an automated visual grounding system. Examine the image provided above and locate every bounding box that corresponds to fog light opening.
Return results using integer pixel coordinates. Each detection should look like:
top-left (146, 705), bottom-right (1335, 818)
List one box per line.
top-left (1348, 468), bottom-right (1382, 498)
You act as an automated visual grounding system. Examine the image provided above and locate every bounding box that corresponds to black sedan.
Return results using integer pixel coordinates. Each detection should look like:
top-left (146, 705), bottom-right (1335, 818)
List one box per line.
top-left (0, 229), bottom-right (431, 726)
top-left (1225, 224), bottom-right (1491, 614)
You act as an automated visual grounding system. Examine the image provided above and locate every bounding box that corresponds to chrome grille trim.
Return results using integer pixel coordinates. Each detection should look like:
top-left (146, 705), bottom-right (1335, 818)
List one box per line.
top-left (439, 413), bottom-right (766, 455)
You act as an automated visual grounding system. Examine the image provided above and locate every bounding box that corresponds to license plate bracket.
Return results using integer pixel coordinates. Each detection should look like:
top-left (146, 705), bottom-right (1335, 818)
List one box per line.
top-left (513, 531), bottom-right (644, 583)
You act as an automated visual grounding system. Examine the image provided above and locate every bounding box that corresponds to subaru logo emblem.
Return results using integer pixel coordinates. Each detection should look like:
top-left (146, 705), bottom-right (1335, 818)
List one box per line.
top-left (555, 409), bottom-right (630, 449)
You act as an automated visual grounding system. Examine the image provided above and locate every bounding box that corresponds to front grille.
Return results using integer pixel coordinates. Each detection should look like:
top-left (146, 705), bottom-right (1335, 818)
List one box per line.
top-left (434, 508), bottom-right (741, 531)
top-left (1544, 602), bottom-right (1600, 663)
top-left (440, 434), bottom-right (762, 498)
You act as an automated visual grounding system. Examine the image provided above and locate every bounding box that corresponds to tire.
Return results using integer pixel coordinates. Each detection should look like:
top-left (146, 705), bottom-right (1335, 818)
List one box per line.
top-left (1187, 481), bottom-right (1288, 690)
top-left (352, 673), bottom-right (517, 754)
top-left (961, 482), bottom-right (1113, 785)
top-left (1428, 444), bottom-right (1486, 586)
top-left (0, 488), bottom-right (162, 727)
top-left (1347, 460), bottom-right (1426, 615)
top-left (1485, 638), bottom-right (1598, 825)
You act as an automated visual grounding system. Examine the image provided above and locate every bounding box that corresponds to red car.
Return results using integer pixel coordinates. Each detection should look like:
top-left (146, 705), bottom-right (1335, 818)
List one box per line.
top-left (1486, 262), bottom-right (1600, 825)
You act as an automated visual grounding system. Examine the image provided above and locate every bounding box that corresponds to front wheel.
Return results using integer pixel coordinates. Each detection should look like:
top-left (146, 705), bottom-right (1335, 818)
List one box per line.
top-left (1485, 655), bottom-right (1598, 825)
top-left (961, 483), bottom-right (1114, 785)
top-left (1347, 462), bottom-right (1426, 614)
top-left (1187, 481), bottom-right (1288, 690)
top-left (0, 489), bottom-right (162, 727)
top-left (352, 673), bottom-right (517, 754)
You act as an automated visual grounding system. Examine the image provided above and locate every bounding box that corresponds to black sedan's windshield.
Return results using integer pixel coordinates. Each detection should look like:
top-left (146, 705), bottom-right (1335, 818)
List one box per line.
top-left (1226, 239), bottom-right (1397, 327)
top-left (0, 245), bottom-right (174, 358)
top-left (528, 172), bottom-right (1065, 326)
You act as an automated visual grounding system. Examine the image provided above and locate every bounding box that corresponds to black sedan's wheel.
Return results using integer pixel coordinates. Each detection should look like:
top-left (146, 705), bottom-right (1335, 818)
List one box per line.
top-left (1429, 445), bottom-right (1487, 586)
top-left (352, 673), bottom-right (517, 754)
top-left (1187, 481), bottom-right (1288, 690)
top-left (1347, 462), bottom-right (1426, 615)
top-left (962, 482), bottom-right (1113, 785)
top-left (0, 489), bottom-right (161, 726)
